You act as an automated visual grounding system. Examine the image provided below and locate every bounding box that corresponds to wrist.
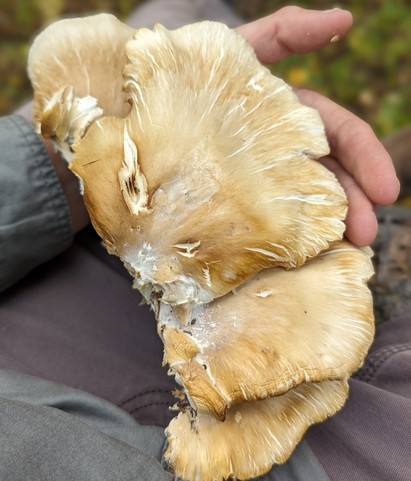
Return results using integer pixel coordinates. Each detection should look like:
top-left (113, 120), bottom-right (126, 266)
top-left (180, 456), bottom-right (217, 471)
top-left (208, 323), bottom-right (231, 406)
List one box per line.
top-left (16, 101), bottom-right (89, 234)
top-left (41, 136), bottom-right (90, 234)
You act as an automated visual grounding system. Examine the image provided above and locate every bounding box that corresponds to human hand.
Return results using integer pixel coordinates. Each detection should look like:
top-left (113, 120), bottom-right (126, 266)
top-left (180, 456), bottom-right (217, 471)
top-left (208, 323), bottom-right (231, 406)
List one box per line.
top-left (236, 6), bottom-right (400, 247)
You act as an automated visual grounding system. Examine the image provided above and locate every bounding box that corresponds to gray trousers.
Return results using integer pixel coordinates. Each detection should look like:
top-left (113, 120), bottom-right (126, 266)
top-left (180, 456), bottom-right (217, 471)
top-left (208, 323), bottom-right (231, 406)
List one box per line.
top-left (0, 227), bottom-right (331, 481)
top-left (2, 226), bottom-right (411, 481)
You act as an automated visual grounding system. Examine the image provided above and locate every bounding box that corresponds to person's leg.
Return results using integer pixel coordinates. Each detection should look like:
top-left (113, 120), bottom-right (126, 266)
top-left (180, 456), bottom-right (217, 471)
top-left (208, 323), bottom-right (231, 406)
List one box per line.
top-left (0, 226), bottom-right (176, 427)
top-left (0, 369), bottom-right (172, 481)
top-left (306, 309), bottom-right (411, 481)
top-left (305, 125), bottom-right (411, 480)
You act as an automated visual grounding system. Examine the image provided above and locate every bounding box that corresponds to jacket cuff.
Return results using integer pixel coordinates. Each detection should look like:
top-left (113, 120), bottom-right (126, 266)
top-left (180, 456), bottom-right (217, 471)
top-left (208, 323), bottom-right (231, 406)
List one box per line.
top-left (0, 114), bottom-right (73, 291)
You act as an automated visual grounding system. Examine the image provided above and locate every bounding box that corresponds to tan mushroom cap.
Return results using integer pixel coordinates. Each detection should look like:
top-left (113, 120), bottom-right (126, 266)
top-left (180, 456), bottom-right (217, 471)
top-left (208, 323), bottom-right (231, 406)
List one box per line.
top-left (28, 14), bottom-right (134, 123)
top-left (164, 379), bottom-right (349, 481)
top-left (30, 16), bottom-right (348, 308)
top-left (160, 241), bottom-right (374, 419)
top-left (121, 22), bottom-right (348, 303)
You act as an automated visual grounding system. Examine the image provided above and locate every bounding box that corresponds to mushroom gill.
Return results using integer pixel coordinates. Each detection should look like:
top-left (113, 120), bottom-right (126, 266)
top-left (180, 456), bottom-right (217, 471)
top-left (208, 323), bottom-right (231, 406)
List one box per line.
top-left (29, 15), bottom-right (348, 311)
top-left (165, 380), bottom-right (349, 481)
top-left (28, 14), bottom-right (375, 481)
top-left (160, 241), bottom-right (374, 420)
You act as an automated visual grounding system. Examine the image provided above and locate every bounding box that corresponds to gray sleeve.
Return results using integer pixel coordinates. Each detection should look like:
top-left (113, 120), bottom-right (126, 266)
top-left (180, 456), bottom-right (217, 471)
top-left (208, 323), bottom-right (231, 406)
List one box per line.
top-left (0, 369), bottom-right (174, 481)
top-left (0, 115), bottom-right (73, 291)
top-left (0, 369), bottom-right (328, 481)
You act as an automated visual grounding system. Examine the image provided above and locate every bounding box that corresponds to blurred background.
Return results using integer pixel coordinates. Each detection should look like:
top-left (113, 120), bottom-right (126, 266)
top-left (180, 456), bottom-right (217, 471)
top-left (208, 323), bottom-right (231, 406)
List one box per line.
top-left (1, 0), bottom-right (410, 138)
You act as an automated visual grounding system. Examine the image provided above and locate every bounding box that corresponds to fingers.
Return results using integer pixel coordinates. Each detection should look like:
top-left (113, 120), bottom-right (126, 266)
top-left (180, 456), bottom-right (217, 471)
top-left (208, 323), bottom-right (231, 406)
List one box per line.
top-left (236, 6), bottom-right (353, 64)
top-left (297, 89), bottom-right (399, 246)
top-left (296, 89), bottom-right (400, 207)
top-left (320, 157), bottom-right (378, 246)
top-left (235, 6), bottom-right (397, 246)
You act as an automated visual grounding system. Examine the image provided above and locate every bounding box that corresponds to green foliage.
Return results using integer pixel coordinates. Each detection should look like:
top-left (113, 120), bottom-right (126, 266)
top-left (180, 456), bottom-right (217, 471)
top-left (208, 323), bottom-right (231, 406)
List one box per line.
top-left (0, 0), bottom-right (409, 137)
top-left (0, 0), bottom-right (142, 113)
top-left (266, 0), bottom-right (411, 136)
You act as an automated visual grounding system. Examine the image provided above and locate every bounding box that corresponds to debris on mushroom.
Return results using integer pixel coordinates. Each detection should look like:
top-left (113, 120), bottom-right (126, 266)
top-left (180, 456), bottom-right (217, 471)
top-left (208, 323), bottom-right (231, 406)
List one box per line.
top-left (28, 14), bottom-right (375, 481)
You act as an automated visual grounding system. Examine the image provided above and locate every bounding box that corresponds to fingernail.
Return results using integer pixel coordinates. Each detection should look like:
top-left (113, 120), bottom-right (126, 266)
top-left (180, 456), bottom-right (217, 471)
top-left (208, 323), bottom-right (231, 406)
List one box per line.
top-left (322, 7), bottom-right (342, 13)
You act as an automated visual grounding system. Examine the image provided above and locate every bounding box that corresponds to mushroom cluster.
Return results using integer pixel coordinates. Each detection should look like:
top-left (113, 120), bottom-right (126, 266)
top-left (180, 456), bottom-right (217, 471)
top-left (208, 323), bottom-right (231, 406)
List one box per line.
top-left (28, 14), bottom-right (375, 481)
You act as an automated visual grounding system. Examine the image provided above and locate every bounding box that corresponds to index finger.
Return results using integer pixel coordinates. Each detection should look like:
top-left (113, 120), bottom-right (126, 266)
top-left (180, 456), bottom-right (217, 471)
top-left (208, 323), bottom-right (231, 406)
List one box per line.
top-left (236, 6), bottom-right (353, 64)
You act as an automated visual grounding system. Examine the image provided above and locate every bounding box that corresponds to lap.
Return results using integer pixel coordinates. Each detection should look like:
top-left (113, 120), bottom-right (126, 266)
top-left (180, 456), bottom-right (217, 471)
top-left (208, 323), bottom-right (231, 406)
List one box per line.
top-left (0, 226), bottom-right (175, 427)
top-left (2, 226), bottom-right (411, 479)
top-left (307, 310), bottom-right (411, 481)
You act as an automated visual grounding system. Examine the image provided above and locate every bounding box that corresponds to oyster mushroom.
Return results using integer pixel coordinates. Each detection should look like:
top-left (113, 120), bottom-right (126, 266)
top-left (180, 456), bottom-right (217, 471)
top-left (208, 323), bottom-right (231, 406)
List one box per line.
top-left (29, 15), bottom-right (135, 119)
top-left (160, 241), bottom-right (374, 420)
top-left (29, 15), bottom-right (348, 312)
top-left (28, 14), bottom-right (375, 481)
top-left (165, 379), bottom-right (349, 481)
